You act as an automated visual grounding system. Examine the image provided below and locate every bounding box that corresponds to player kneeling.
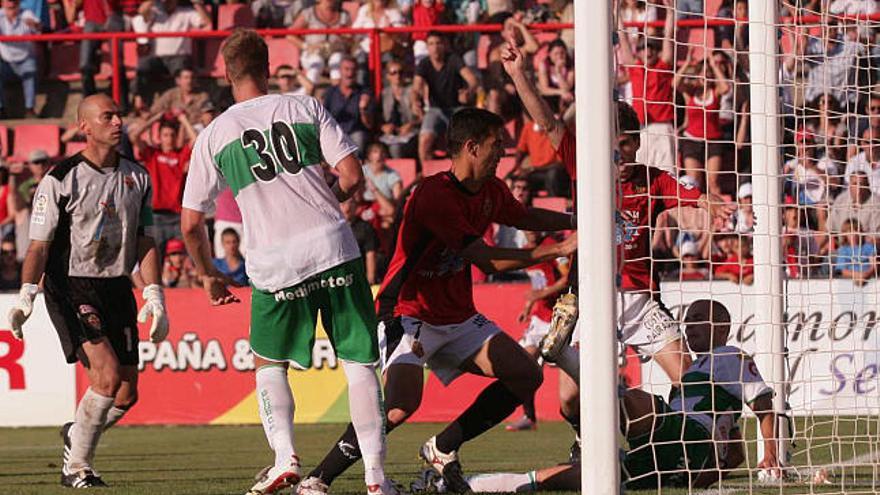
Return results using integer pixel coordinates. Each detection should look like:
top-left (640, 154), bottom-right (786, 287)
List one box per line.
top-left (415, 299), bottom-right (781, 492)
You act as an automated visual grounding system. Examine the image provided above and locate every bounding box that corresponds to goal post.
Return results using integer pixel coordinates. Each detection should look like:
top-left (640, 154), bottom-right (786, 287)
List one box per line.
top-left (575, 0), bottom-right (620, 493)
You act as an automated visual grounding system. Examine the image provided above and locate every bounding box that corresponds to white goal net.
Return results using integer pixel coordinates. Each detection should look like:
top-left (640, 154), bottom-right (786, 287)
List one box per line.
top-left (600, 0), bottom-right (880, 493)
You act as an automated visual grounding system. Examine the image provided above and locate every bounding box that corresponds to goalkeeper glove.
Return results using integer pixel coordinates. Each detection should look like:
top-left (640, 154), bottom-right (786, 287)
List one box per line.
top-left (7, 283), bottom-right (39, 340)
top-left (137, 284), bottom-right (169, 343)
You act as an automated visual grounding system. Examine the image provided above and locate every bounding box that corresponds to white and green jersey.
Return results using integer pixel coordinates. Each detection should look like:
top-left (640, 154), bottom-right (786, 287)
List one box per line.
top-left (182, 94), bottom-right (361, 292)
top-left (670, 345), bottom-right (773, 438)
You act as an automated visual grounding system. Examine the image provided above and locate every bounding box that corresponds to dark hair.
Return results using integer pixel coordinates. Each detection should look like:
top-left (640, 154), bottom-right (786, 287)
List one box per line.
top-left (1, 233), bottom-right (13, 244)
top-left (426, 31), bottom-right (446, 42)
top-left (686, 299), bottom-right (731, 326)
top-left (548, 39), bottom-right (568, 53)
top-left (221, 228), bottom-right (240, 240)
top-left (173, 66), bottom-right (194, 79)
top-left (447, 108), bottom-right (505, 157)
top-left (617, 100), bottom-right (641, 135)
top-left (159, 120), bottom-right (179, 133)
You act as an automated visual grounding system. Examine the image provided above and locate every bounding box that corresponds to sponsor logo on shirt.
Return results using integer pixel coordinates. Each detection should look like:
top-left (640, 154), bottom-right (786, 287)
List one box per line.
top-left (615, 210), bottom-right (640, 246)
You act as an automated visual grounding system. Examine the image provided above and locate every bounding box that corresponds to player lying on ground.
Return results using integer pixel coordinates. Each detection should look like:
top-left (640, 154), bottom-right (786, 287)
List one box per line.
top-left (414, 299), bottom-right (780, 492)
top-left (501, 37), bottom-right (735, 456)
top-left (296, 108), bottom-right (578, 495)
top-left (8, 94), bottom-right (169, 488)
top-left (180, 29), bottom-right (392, 495)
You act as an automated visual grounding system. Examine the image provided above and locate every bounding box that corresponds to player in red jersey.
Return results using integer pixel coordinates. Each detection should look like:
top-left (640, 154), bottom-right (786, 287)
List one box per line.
top-left (296, 108), bottom-right (578, 495)
top-left (503, 37), bottom-right (733, 385)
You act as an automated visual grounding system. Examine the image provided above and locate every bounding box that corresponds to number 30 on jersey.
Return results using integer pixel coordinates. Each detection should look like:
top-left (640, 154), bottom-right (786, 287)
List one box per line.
top-left (241, 121), bottom-right (320, 182)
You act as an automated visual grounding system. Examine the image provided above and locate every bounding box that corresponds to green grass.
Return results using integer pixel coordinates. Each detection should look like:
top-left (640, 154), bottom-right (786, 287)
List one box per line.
top-left (0, 419), bottom-right (878, 494)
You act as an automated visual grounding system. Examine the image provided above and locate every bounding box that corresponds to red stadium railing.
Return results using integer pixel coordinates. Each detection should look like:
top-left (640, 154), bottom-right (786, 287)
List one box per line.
top-left (0, 23), bottom-right (573, 103)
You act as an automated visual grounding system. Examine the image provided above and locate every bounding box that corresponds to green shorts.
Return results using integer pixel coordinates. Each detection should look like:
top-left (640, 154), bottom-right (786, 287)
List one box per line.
top-left (623, 396), bottom-right (714, 489)
top-left (250, 258), bottom-right (379, 368)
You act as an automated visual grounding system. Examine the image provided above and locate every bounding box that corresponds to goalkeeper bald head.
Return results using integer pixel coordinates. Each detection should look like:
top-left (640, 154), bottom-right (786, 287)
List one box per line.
top-left (682, 299), bottom-right (731, 353)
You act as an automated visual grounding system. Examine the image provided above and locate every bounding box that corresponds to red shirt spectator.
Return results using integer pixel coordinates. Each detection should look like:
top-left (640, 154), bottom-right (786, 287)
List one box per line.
top-left (684, 90), bottom-right (723, 140)
top-left (83, 0), bottom-right (119, 24)
top-left (141, 144), bottom-right (191, 213)
top-left (627, 59), bottom-right (675, 125)
top-left (516, 119), bottom-right (560, 168)
top-left (412, 0), bottom-right (444, 41)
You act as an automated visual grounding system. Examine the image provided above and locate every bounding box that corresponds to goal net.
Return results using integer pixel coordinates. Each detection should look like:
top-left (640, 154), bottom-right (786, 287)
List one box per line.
top-left (606, 0), bottom-right (880, 493)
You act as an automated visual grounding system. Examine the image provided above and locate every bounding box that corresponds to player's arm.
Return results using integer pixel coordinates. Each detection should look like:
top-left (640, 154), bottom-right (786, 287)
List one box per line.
top-left (331, 153), bottom-right (365, 202)
top-left (512, 207), bottom-right (575, 232)
top-left (459, 233), bottom-right (577, 274)
top-left (181, 207), bottom-right (240, 305)
top-left (19, 240), bottom-right (48, 287)
top-left (502, 39), bottom-right (565, 148)
top-left (749, 394), bottom-right (781, 474)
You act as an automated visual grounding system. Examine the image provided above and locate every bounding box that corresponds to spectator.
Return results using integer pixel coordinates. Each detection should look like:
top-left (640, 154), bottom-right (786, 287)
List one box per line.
top-left (273, 64), bottom-right (315, 96)
top-left (162, 237), bottom-right (197, 288)
top-left (845, 127), bottom-right (880, 196)
top-left (150, 67), bottom-right (210, 124)
top-left (811, 93), bottom-right (847, 161)
top-left (0, 166), bottom-right (12, 239)
top-left (834, 218), bottom-right (877, 286)
top-left (0, 0), bottom-right (40, 118)
top-left (289, 0), bottom-right (353, 84)
top-left (79, 0), bottom-right (128, 106)
top-left (213, 187), bottom-right (243, 259)
top-left (352, 0), bottom-right (406, 69)
top-left (782, 196), bottom-right (826, 278)
top-left (191, 100), bottom-right (217, 135)
top-left (19, 0), bottom-right (46, 29)
top-left (617, 0), bottom-right (677, 173)
top-left (734, 182), bottom-right (755, 234)
top-left (853, 93), bottom-right (880, 157)
top-left (493, 176), bottom-right (530, 249)
top-left (0, 234), bottom-right (19, 289)
top-left (322, 56), bottom-right (376, 154)
top-left (537, 39), bottom-right (575, 115)
top-left (213, 228), bottom-right (247, 287)
top-left (619, 0), bottom-right (658, 48)
top-left (9, 148), bottom-right (46, 259)
top-left (674, 52), bottom-right (731, 195)
top-left (713, 234), bottom-right (754, 285)
top-left (511, 117), bottom-right (569, 197)
top-left (379, 59), bottom-right (418, 158)
top-left (133, 0), bottom-right (210, 103)
top-left (341, 196), bottom-right (379, 284)
top-left (785, 126), bottom-right (831, 236)
top-left (411, 0), bottom-right (445, 64)
top-left (363, 142), bottom-right (403, 203)
top-left (676, 239), bottom-right (709, 281)
top-left (830, 171), bottom-right (880, 237)
top-left (129, 115), bottom-right (195, 257)
top-left (802, 17), bottom-right (866, 111)
top-left (714, 0), bottom-right (735, 49)
top-left (252, 0), bottom-right (312, 28)
top-left (411, 32), bottom-right (478, 163)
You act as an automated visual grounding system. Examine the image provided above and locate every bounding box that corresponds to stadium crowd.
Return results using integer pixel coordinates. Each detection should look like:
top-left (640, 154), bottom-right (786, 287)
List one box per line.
top-left (0, 0), bottom-right (875, 291)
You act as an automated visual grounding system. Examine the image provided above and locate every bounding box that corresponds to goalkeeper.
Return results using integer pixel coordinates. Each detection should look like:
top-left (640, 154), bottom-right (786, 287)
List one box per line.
top-left (414, 299), bottom-right (780, 492)
top-left (7, 94), bottom-right (169, 489)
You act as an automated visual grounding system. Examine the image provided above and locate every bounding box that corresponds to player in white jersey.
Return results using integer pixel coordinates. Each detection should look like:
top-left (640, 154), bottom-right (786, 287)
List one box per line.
top-left (180, 29), bottom-right (391, 495)
top-left (411, 300), bottom-right (782, 492)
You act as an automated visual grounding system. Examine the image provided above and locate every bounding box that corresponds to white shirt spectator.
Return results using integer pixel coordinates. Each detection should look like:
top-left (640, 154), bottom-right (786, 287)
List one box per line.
top-left (845, 152), bottom-right (880, 196)
top-left (804, 34), bottom-right (865, 104)
top-left (829, 0), bottom-right (878, 15)
top-left (0, 9), bottom-right (37, 62)
top-left (135, 6), bottom-right (208, 58)
top-left (352, 3), bottom-right (405, 54)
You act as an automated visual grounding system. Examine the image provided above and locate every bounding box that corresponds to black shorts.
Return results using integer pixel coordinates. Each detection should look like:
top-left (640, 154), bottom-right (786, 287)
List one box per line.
top-left (679, 137), bottom-right (726, 161)
top-left (44, 276), bottom-right (139, 366)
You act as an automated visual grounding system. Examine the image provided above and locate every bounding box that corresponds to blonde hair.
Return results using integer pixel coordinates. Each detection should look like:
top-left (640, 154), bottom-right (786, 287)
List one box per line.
top-left (222, 29), bottom-right (269, 84)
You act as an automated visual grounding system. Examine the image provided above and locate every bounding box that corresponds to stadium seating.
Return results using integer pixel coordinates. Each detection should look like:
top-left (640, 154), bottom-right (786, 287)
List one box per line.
top-left (342, 1), bottom-right (361, 22)
top-left (13, 124), bottom-right (60, 160)
top-left (218, 3), bottom-right (255, 30)
top-left (0, 125), bottom-right (9, 157)
top-left (422, 159), bottom-right (451, 177)
top-left (64, 140), bottom-right (87, 156)
top-left (267, 37), bottom-right (301, 75)
top-left (496, 156), bottom-right (516, 179)
top-left (386, 158), bottom-right (417, 189)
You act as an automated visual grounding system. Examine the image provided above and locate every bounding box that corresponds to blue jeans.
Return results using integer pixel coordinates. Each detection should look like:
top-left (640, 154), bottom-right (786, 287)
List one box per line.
top-left (0, 57), bottom-right (36, 110)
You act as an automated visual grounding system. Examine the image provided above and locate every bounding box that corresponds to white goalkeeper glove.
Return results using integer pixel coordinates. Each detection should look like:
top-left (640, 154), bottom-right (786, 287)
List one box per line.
top-left (137, 284), bottom-right (169, 343)
top-left (8, 283), bottom-right (39, 340)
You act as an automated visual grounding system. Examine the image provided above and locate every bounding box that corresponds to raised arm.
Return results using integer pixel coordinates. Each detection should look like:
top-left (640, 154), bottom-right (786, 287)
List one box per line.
top-left (659, 0), bottom-right (675, 66)
top-left (503, 40), bottom-right (565, 148)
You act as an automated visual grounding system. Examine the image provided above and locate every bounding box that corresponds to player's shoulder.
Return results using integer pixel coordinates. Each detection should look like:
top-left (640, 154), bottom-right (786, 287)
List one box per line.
top-left (119, 153), bottom-right (148, 174)
top-left (48, 153), bottom-right (84, 182)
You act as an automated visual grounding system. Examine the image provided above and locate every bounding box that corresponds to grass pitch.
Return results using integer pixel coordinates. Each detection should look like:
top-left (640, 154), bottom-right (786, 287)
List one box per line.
top-left (0, 419), bottom-right (878, 494)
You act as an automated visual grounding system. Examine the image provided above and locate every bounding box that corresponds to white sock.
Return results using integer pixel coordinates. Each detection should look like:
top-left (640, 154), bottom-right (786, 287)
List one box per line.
top-left (466, 472), bottom-right (537, 492)
top-left (103, 406), bottom-right (128, 431)
top-left (68, 388), bottom-right (114, 472)
top-left (555, 346), bottom-right (580, 382)
top-left (341, 360), bottom-right (386, 486)
top-left (256, 365), bottom-right (296, 467)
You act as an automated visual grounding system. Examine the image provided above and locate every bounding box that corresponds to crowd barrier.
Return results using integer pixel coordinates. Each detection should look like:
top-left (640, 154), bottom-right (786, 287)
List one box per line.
top-left (3, 280), bottom-right (879, 426)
